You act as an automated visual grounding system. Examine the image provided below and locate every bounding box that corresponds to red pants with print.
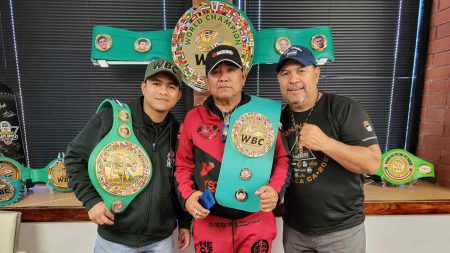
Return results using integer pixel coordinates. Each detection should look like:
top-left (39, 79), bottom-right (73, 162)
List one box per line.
top-left (193, 211), bottom-right (277, 253)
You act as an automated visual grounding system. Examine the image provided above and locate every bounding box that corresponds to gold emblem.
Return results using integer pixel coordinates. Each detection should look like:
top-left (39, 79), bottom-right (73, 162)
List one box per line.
top-left (383, 151), bottom-right (414, 182)
top-left (172, 1), bottom-right (255, 92)
top-left (0, 177), bottom-right (15, 202)
top-left (95, 141), bottom-right (150, 196)
top-left (274, 37), bottom-right (291, 55)
top-left (118, 125), bottom-right (131, 138)
top-left (134, 38), bottom-right (151, 53)
top-left (235, 189), bottom-right (247, 202)
top-left (119, 110), bottom-right (130, 122)
top-left (48, 160), bottom-right (70, 190)
top-left (310, 34), bottom-right (327, 51)
top-left (111, 199), bottom-right (124, 213)
top-left (232, 112), bottom-right (275, 157)
top-left (95, 34), bottom-right (112, 52)
top-left (240, 168), bottom-right (252, 181)
top-left (195, 29), bottom-right (219, 52)
top-left (0, 160), bottom-right (21, 180)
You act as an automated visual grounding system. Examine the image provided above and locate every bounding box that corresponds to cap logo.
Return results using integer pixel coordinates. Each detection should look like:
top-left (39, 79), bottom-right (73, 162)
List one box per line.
top-left (215, 49), bottom-right (234, 56)
top-left (286, 50), bottom-right (297, 57)
top-left (153, 61), bottom-right (180, 75)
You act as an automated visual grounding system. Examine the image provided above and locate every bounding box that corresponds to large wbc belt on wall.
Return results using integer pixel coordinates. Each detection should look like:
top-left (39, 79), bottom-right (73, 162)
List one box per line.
top-left (91, 25), bottom-right (335, 65)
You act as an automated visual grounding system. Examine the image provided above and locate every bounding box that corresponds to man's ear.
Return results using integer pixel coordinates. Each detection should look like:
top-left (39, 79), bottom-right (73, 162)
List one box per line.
top-left (177, 88), bottom-right (182, 102)
top-left (141, 81), bottom-right (146, 95)
top-left (241, 71), bottom-right (247, 87)
top-left (314, 66), bottom-right (321, 81)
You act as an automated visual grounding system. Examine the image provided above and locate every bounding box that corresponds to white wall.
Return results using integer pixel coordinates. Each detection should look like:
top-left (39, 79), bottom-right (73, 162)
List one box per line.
top-left (17, 216), bottom-right (450, 253)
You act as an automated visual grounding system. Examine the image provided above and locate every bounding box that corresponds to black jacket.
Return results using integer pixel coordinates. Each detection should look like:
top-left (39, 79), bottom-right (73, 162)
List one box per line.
top-left (65, 97), bottom-right (191, 247)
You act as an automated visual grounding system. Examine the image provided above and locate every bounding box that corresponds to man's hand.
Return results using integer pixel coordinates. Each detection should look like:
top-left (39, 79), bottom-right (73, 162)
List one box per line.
top-left (88, 201), bottom-right (114, 225)
top-left (177, 228), bottom-right (191, 250)
top-left (255, 185), bottom-right (279, 212)
top-left (185, 191), bottom-right (210, 219)
top-left (300, 123), bottom-right (331, 151)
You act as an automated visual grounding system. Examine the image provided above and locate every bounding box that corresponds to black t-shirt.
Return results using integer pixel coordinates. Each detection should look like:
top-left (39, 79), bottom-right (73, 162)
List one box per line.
top-left (281, 92), bottom-right (378, 235)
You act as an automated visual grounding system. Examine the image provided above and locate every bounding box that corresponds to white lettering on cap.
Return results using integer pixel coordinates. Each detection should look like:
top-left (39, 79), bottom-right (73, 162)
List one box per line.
top-left (216, 49), bottom-right (233, 56)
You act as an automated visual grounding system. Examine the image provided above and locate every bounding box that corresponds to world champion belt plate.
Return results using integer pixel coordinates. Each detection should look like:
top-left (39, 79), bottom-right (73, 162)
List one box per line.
top-left (0, 175), bottom-right (24, 207)
top-left (0, 159), bottom-right (22, 180)
top-left (0, 176), bottom-right (15, 202)
top-left (376, 149), bottom-right (435, 185)
top-left (95, 140), bottom-right (150, 196)
top-left (383, 151), bottom-right (414, 182)
top-left (231, 112), bottom-right (275, 158)
top-left (47, 158), bottom-right (71, 192)
top-left (172, 0), bottom-right (255, 92)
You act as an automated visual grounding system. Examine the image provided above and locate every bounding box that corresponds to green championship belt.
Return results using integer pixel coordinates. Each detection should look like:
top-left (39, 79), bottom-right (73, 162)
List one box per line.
top-left (0, 153), bottom-right (71, 192)
top-left (0, 175), bottom-right (24, 207)
top-left (88, 99), bottom-right (152, 214)
top-left (376, 149), bottom-right (435, 185)
top-left (90, 0), bottom-right (335, 92)
top-left (215, 96), bottom-right (281, 212)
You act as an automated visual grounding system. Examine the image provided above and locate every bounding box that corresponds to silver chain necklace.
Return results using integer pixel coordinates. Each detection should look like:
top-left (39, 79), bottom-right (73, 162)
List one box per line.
top-left (289, 92), bottom-right (321, 154)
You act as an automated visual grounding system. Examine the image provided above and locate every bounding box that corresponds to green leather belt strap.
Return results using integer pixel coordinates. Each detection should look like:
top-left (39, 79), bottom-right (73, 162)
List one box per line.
top-left (91, 26), bottom-right (173, 63)
top-left (215, 96), bottom-right (281, 212)
top-left (376, 149), bottom-right (435, 185)
top-left (0, 154), bottom-right (71, 193)
top-left (254, 27), bottom-right (334, 65)
top-left (91, 25), bottom-right (334, 66)
top-left (88, 99), bottom-right (152, 214)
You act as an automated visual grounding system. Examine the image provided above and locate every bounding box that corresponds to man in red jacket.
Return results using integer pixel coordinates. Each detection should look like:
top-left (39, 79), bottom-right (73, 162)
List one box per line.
top-left (175, 45), bottom-right (290, 253)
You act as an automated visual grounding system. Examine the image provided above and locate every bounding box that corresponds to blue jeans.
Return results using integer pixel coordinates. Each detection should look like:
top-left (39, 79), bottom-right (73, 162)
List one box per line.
top-left (93, 234), bottom-right (174, 253)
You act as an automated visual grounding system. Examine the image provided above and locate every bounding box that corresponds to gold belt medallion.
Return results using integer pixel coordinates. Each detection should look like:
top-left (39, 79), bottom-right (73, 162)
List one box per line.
top-left (231, 112), bottom-right (275, 158)
top-left (0, 160), bottom-right (22, 180)
top-left (95, 141), bottom-right (150, 196)
top-left (0, 177), bottom-right (15, 202)
top-left (48, 160), bottom-right (70, 191)
top-left (383, 151), bottom-right (414, 182)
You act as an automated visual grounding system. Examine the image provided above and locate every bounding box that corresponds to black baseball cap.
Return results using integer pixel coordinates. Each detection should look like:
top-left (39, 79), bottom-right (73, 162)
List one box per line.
top-left (205, 45), bottom-right (243, 75)
top-left (276, 45), bottom-right (317, 72)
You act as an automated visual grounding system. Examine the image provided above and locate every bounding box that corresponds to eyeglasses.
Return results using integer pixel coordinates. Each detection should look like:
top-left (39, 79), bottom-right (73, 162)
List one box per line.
top-left (222, 112), bottom-right (231, 143)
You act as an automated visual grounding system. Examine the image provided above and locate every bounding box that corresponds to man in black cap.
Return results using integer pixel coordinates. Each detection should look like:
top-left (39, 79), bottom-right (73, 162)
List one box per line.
top-left (174, 45), bottom-right (290, 253)
top-left (276, 45), bottom-right (381, 253)
top-left (65, 59), bottom-right (191, 253)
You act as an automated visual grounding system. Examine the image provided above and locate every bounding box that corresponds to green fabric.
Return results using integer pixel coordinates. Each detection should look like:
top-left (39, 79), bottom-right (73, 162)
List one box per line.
top-left (215, 96), bottom-right (281, 213)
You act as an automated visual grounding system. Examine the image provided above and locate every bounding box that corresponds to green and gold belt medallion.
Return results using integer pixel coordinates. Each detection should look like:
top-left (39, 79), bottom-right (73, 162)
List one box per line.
top-left (376, 149), bottom-right (435, 185)
top-left (88, 99), bottom-right (151, 214)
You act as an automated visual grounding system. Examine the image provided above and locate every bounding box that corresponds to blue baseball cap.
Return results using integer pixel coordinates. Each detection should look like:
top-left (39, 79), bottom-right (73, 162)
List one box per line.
top-left (276, 45), bottom-right (317, 72)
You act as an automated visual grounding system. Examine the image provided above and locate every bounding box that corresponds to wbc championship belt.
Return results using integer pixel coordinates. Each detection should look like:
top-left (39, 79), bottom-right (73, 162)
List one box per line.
top-left (0, 153), bottom-right (71, 206)
top-left (88, 99), bottom-right (151, 214)
top-left (376, 149), bottom-right (435, 185)
top-left (215, 96), bottom-right (281, 212)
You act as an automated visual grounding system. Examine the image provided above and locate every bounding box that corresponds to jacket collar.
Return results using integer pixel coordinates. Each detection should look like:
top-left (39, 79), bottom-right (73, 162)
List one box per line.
top-left (204, 92), bottom-right (251, 119)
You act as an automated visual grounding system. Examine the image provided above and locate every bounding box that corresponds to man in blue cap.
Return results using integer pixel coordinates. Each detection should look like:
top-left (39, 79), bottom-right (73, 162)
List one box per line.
top-left (276, 45), bottom-right (381, 253)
